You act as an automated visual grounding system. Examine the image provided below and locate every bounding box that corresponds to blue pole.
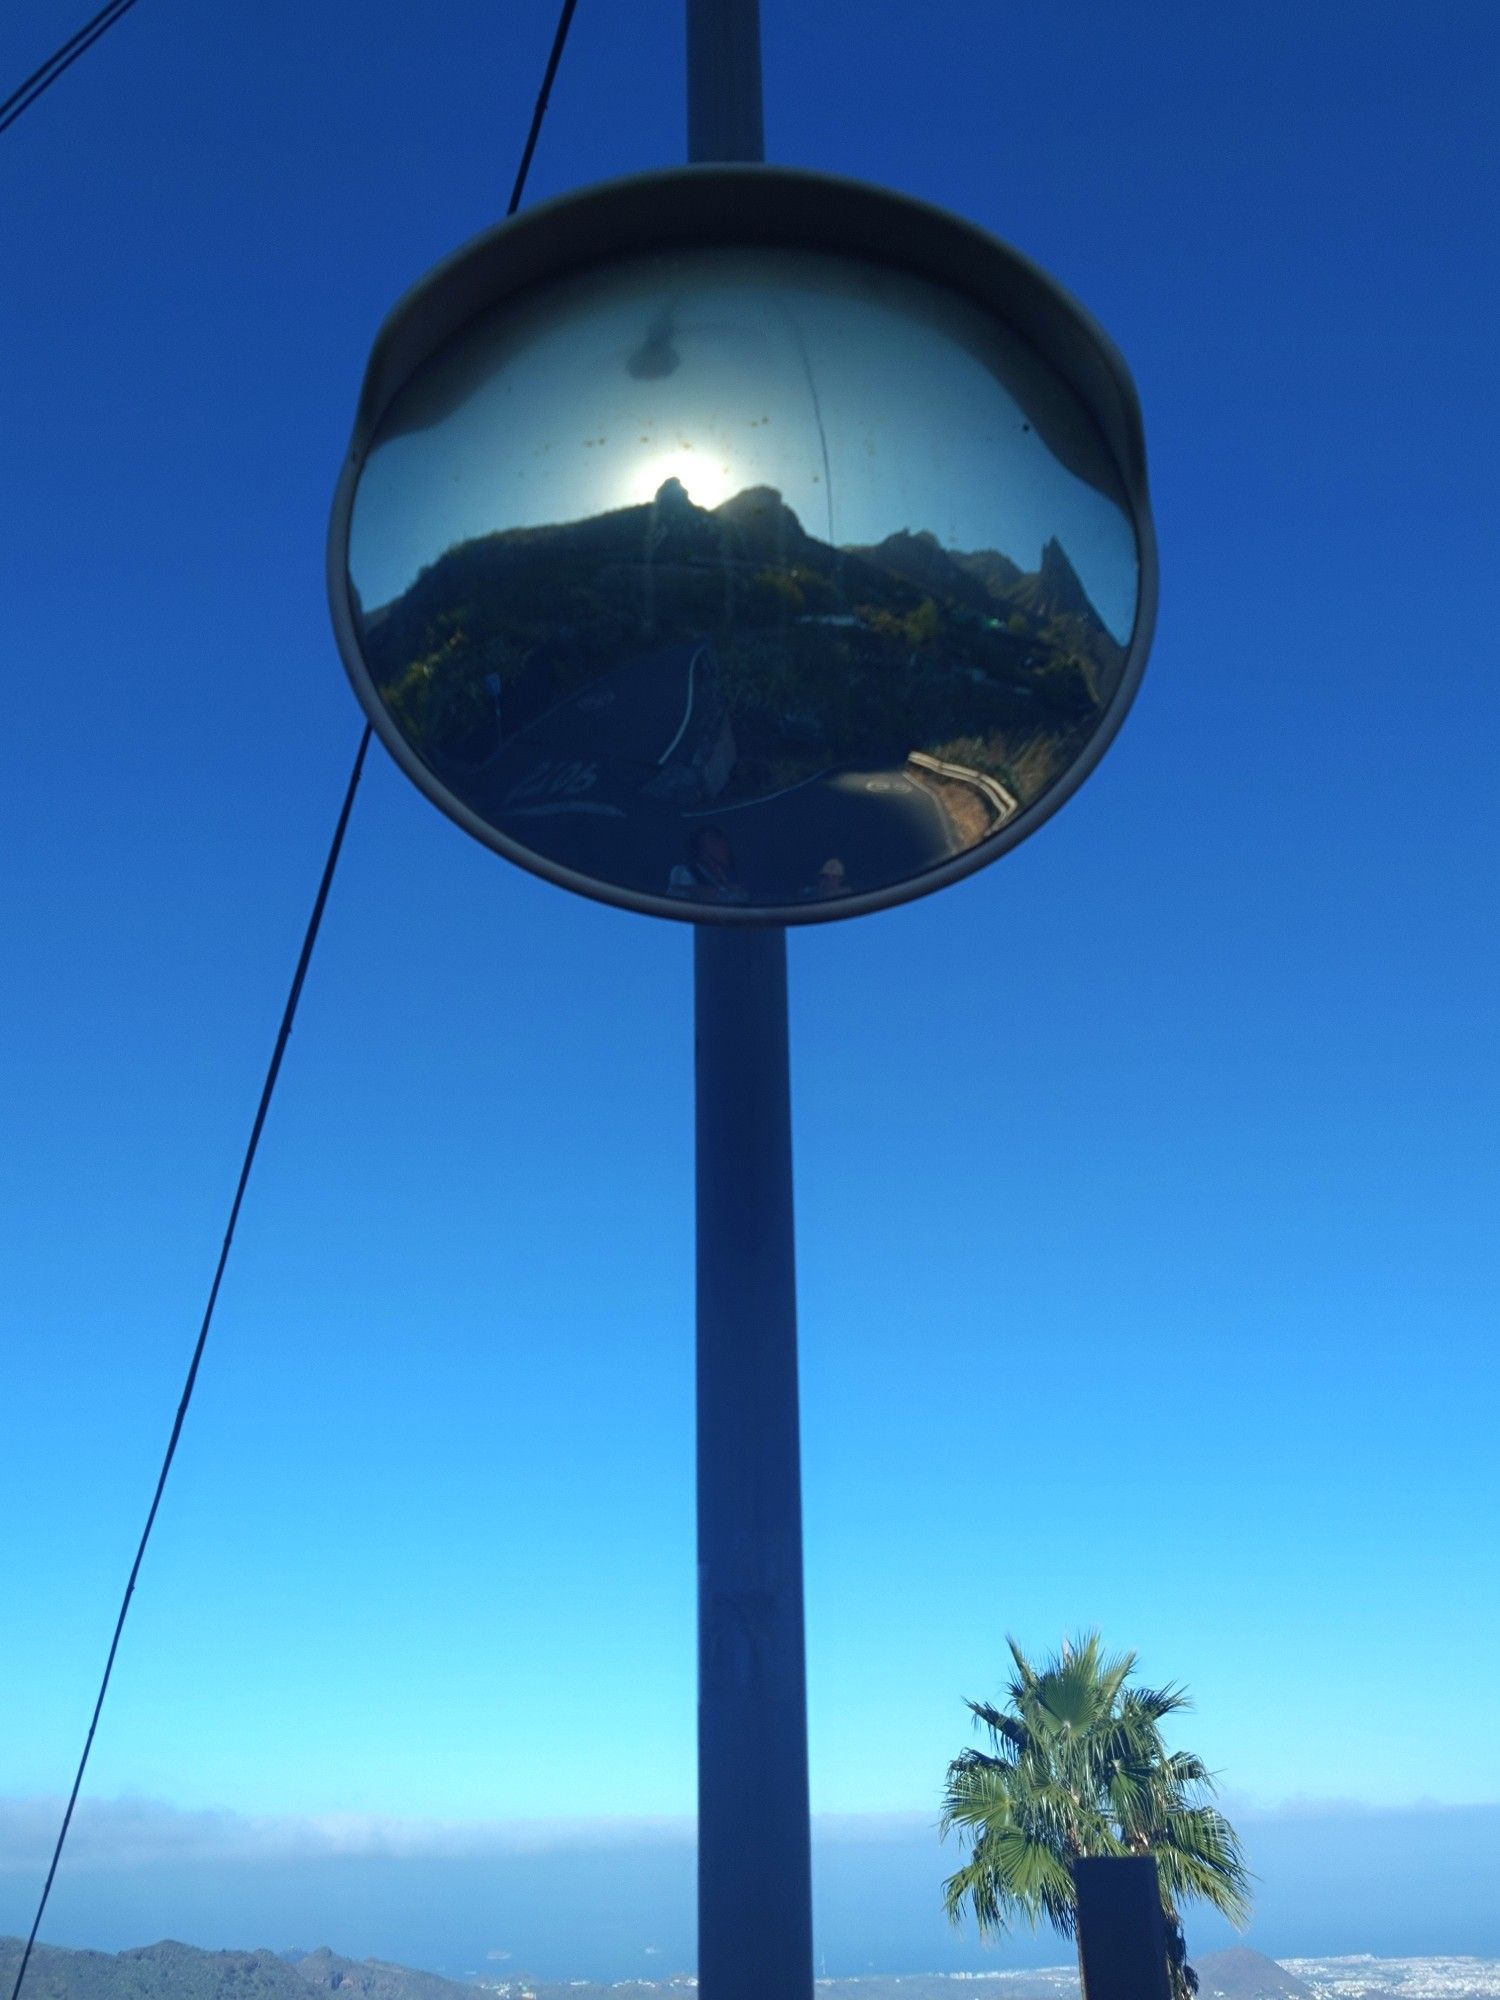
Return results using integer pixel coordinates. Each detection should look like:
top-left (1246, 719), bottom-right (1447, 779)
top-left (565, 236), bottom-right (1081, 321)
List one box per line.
top-left (694, 924), bottom-right (813, 2000)
top-left (686, 0), bottom-right (764, 166)
top-left (686, 11), bottom-right (811, 1992)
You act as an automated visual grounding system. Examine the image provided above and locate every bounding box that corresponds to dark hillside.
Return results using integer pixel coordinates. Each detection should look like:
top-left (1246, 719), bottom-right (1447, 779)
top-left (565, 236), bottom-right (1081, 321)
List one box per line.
top-left (1194, 1948), bottom-right (1316, 2000)
top-left (359, 478), bottom-right (1124, 811)
top-left (288, 1951), bottom-right (473, 2000)
top-left (0, 1942), bottom-right (312, 2000)
top-left (841, 528), bottom-right (997, 613)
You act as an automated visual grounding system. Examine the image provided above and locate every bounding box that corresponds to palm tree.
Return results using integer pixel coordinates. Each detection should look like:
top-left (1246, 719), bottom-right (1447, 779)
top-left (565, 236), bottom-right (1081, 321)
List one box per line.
top-left (940, 1633), bottom-right (1251, 2000)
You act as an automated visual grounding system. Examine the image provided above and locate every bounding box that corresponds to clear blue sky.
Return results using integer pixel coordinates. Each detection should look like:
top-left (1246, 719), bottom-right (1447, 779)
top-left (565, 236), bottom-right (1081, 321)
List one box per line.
top-left (2, 0), bottom-right (1497, 1972)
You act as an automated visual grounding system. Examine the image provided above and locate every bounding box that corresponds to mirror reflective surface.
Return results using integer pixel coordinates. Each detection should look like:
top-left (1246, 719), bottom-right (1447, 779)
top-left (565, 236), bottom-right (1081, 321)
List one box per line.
top-left (345, 245), bottom-right (1140, 915)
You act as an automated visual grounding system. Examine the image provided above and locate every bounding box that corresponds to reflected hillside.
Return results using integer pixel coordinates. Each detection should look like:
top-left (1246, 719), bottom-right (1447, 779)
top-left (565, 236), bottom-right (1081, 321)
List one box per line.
top-left (359, 478), bottom-right (1127, 825)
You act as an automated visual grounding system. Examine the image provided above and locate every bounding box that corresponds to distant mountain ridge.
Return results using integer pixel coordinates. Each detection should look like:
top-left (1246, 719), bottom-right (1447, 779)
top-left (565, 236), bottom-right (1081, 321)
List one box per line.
top-left (370, 479), bottom-right (1121, 674)
top-left (0, 1943), bottom-right (475, 2000)
top-left (7, 1942), bottom-right (1500, 2000)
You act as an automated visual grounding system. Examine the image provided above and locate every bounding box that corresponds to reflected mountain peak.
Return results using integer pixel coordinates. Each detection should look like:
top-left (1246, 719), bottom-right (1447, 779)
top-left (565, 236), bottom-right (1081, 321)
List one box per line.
top-left (1016, 536), bottom-right (1096, 625)
top-left (843, 526), bottom-right (1008, 615)
top-left (712, 483), bottom-right (794, 522)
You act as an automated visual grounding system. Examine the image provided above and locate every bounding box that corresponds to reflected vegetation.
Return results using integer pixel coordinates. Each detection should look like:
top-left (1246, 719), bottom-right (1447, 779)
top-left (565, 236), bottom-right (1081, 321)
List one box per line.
top-left (347, 246), bottom-right (1139, 912)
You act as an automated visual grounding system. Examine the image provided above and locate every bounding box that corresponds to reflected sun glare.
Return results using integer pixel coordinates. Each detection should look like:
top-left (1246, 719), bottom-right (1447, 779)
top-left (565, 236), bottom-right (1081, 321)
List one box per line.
top-left (627, 445), bottom-right (737, 510)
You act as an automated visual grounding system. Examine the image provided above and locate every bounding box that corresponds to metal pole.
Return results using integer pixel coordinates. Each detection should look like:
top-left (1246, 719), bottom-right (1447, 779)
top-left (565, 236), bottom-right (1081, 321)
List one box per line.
top-left (687, 17), bottom-right (810, 1996)
top-left (686, 0), bottom-right (764, 165)
top-left (694, 925), bottom-right (812, 2000)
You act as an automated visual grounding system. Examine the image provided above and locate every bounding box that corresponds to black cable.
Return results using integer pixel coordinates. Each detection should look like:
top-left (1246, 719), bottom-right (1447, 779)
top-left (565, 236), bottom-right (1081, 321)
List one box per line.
top-left (6, 0), bottom-right (583, 1982)
top-left (2, 0), bottom-right (579, 151)
top-left (0, 0), bottom-right (129, 118)
top-left (5, 724), bottom-right (372, 2000)
top-left (0, 0), bottom-right (142, 139)
top-left (507, 0), bottom-right (580, 215)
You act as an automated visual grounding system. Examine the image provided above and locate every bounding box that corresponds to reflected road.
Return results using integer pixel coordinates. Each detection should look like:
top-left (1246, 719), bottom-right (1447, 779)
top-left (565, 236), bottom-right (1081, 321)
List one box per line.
top-left (461, 640), bottom-right (965, 907)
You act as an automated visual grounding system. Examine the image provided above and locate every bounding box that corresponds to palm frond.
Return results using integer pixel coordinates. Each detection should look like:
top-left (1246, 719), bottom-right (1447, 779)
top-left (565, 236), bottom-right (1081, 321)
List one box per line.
top-left (1122, 1682), bottom-right (1192, 1725)
top-left (1162, 1749), bottom-right (1213, 1791)
top-left (1149, 1806), bottom-right (1254, 1926)
top-left (942, 1821), bottom-right (1080, 1940)
top-left (966, 1698), bottom-right (1028, 1756)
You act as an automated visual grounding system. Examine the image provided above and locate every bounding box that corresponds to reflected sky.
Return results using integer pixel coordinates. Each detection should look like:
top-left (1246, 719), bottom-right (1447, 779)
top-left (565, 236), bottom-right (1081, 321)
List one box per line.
top-left (349, 246), bottom-right (1137, 641)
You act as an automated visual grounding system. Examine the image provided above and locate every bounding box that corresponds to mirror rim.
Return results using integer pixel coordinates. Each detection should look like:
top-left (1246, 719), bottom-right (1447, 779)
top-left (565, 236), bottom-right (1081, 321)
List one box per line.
top-left (327, 163), bottom-right (1158, 926)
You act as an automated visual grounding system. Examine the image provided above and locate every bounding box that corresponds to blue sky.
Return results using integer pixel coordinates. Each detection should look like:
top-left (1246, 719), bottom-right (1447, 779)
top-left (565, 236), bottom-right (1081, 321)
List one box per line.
top-left (2, 0), bottom-right (1498, 1974)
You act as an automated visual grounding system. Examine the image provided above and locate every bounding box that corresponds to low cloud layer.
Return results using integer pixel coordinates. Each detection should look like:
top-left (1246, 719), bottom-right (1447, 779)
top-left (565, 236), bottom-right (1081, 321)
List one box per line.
top-left (6, 1792), bottom-right (1481, 1875)
top-left (3, 1795), bottom-right (1497, 1979)
top-left (0, 1796), bottom-right (704, 1873)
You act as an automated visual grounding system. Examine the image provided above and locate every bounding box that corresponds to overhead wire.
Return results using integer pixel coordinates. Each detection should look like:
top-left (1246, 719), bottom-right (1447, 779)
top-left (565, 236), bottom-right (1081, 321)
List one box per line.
top-left (3, 723), bottom-right (372, 2000)
top-left (5, 0), bottom-right (585, 1993)
top-left (0, 0), bottom-right (143, 139)
top-left (507, 0), bottom-right (580, 217)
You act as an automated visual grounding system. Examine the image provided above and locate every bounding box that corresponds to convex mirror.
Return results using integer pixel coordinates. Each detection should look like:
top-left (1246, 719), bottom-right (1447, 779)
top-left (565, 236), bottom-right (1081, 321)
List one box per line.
top-left (328, 167), bottom-right (1157, 923)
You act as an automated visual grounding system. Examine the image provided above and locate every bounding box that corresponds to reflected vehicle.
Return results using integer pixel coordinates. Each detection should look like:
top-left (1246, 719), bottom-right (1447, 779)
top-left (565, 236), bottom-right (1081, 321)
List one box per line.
top-left (344, 243), bottom-right (1141, 916)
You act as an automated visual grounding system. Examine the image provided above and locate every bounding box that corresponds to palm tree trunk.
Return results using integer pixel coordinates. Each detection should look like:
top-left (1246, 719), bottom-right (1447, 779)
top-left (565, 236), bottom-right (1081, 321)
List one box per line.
top-left (1164, 1906), bottom-right (1196, 2000)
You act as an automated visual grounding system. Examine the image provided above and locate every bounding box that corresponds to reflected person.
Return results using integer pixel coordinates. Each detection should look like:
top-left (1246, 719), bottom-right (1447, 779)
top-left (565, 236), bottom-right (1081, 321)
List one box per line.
top-left (668, 825), bottom-right (749, 904)
top-left (802, 856), bottom-right (848, 900)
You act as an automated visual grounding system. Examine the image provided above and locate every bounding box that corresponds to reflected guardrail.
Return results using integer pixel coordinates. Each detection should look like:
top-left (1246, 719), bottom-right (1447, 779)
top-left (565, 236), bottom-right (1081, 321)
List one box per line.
top-left (905, 749), bottom-right (1020, 825)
